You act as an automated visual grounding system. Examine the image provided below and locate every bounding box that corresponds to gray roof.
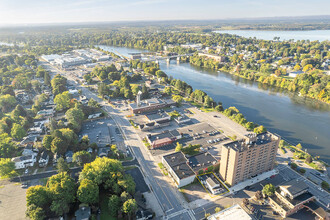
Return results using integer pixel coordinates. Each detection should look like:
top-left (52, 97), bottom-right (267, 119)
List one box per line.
top-left (188, 152), bottom-right (218, 172)
top-left (172, 163), bottom-right (195, 180)
top-left (148, 129), bottom-right (180, 142)
top-left (75, 206), bottom-right (91, 220)
top-left (163, 151), bottom-right (187, 167)
top-left (280, 179), bottom-right (309, 197)
top-left (40, 151), bottom-right (49, 160)
top-left (12, 155), bottom-right (33, 162)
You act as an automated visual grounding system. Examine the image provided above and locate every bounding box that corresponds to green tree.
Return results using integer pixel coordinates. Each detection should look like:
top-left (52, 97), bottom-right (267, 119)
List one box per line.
top-left (73, 151), bottom-right (91, 166)
top-left (56, 158), bottom-right (70, 173)
top-left (88, 98), bottom-right (100, 108)
top-left (42, 135), bottom-right (53, 151)
top-left (321, 181), bottom-right (329, 190)
top-left (11, 123), bottom-right (26, 140)
top-left (79, 157), bottom-right (123, 186)
top-left (214, 207), bottom-right (221, 213)
top-left (296, 143), bottom-right (303, 149)
top-left (0, 94), bottom-right (17, 112)
top-left (54, 91), bottom-right (71, 111)
top-left (77, 179), bottom-right (99, 204)
top-left (0, 158), bottom-right (16, 178)
top-left (26, 204), bottom-right (46, 220)
top-left (172, 95), bottom-right (183, 104)
top-left (0, 133), bottom-right (16, 158)
top-left (254, 125), bottom-right (267, 134)
top-left (26, 185), bottom-right (49, 207)
top-left (262, 184), bottom-right (275, 196)
top-left (108, 195), bottom-right (121, 217)
top-left (122, 199), bottom-right (137, 219)
top-left (118, 175), bottom-right (136, 195)
top-left (48, 172), bottom-right (76, 216)
top-left (175, 142), bottom-right (183, 152)
top-left (65, 104), bottom-right (84, 132)
top-left (51, 137), bottom-right (67, 155)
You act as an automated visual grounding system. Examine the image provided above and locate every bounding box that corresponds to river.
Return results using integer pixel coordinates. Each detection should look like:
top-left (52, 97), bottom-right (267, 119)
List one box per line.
top-left (98, 45), bottom-right (330, 163)
top-left (214, 30), bottom-right (330, 41)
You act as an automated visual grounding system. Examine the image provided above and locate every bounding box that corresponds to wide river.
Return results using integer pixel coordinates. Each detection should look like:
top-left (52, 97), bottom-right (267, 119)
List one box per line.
top-left (98, 45), bottom-right (330, 163)
top-left (214, 30), bottom-right (330, 41)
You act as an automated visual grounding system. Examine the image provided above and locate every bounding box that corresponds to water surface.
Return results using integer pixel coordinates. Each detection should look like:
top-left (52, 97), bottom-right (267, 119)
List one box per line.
top-left (214, 30), bottom-right (330, 41)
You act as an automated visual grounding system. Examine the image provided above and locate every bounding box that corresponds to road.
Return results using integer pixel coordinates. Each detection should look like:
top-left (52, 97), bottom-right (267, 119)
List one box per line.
top-left (43, 62), bottom-right (195, 219)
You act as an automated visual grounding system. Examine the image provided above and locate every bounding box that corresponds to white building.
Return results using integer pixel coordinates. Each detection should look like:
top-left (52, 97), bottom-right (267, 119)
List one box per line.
top-left (11, 155), bottom-right (36, 169)
top-left (39, 151), bottom-right (49, 167)
top-left (207, 204), bottom-right (252, 220)
top-left (162, 152), bottom-right (196, 188)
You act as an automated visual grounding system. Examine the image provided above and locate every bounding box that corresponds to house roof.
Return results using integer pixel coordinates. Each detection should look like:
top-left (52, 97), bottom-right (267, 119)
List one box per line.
top-left (75, 206), bottom-right (91, 220)
top-left (40, 151), bottom-right (49, 160)
top-left (11, 155), bottom-right (34, 162)
top-left (206, 177), bottom-right (219, 189)
top-left (65, 151), bottom-right (73, 157)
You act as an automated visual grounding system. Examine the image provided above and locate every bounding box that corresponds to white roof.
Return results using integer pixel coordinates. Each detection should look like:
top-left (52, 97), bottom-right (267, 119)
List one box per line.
top-left (207, 204), bottom-right (251, 220)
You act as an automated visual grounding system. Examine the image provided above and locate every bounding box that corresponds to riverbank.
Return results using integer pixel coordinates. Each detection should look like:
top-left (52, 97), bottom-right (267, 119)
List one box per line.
top-left (185, 57), bottom-right (330, 105)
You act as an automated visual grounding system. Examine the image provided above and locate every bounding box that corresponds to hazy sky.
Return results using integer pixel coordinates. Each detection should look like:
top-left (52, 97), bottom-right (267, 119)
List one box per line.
top-left (0, 0), bottom-right (329, 25)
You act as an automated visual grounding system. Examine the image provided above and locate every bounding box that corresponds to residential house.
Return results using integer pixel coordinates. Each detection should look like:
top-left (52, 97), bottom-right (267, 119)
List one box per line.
top-left (39, 151), bottom-right (49, 167)
top-left (75, 206), bottom-right (91, 220)
top-left (11, 155), bottom-right (36, 169)
top-left (22, 144), bottom-right (39, 156)
top-left (65, 151), bottom-right (73, 163)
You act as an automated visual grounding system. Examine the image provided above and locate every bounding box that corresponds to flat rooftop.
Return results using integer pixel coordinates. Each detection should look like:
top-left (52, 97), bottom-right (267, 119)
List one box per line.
top-left (178, 122), bottom-right (216, 136)
top-left (224, 132), bottom-right (279, 152)
top-left (207, 204), bottom-right (251, 220)
top-left (148, 129), bottom-right (180, 142)
top-left (188, 152), bottom-right (218, 172)
top-left (280, 179), bottom-right (309, 197)
top-left (163, 151), bottom-right (187, 167)
top-left (172, 163), bottom-right (196, 179)
top-left (144, 111), bottom-right (168, 121)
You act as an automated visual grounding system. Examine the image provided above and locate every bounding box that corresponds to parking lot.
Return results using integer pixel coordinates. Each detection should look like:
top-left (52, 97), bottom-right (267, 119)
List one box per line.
top-left (79, 117), bottom-right (126, 152)
top-left (125, 167), bottom-right (150, 193)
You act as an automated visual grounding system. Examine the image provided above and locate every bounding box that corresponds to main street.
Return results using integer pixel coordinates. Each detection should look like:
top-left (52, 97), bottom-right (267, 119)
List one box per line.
top-left (43, 62), bottom-right (196, 220)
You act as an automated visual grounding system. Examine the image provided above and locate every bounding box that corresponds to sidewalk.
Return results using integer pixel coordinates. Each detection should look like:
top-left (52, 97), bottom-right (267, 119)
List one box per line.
top-left (229, 169), bottom-right (278, 193)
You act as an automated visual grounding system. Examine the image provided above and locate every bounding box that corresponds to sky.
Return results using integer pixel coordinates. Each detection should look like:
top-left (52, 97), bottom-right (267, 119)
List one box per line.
top-left (0, 0), bottom-right (329, 25)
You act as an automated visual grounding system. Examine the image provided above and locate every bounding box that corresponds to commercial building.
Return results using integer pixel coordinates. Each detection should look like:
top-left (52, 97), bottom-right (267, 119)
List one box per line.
top-left (162, 151), bottom-right (196, 188)
top-left (129, 97), bottom-right (176, 114)
top-left (219, 132), bottom-right (280, 186)
top-left (188, 152), bottom-right (218, 174)
top-left (138, 111), bottom-right (171, 131)
top-left (146, 129), bottom-right (181, 149)
top-left (207, 204), bottom-right (252, 220)
top-left (269, 179), bottom-right (327, 219)
top-left (162, 151), bottom-right (219, 188)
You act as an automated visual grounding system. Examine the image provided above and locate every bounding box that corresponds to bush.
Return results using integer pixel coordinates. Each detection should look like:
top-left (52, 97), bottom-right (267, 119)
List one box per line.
top-left (299, 168), bottom-right (306, 174)
top-left (321, 181), bottom-right (329, 190)
top-left (290, 163), bottom-right (298, 169)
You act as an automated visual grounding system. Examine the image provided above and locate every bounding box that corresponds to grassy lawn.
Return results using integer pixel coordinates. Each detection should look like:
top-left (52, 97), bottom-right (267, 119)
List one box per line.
top-left (100, 194), bottom-right (116, 220)
top-left (189, 100), bottom-right (214, 113)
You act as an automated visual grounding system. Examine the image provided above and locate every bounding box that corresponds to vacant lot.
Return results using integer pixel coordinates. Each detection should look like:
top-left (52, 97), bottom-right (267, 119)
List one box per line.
top-left (0, 182), bottom-right (27, 220)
